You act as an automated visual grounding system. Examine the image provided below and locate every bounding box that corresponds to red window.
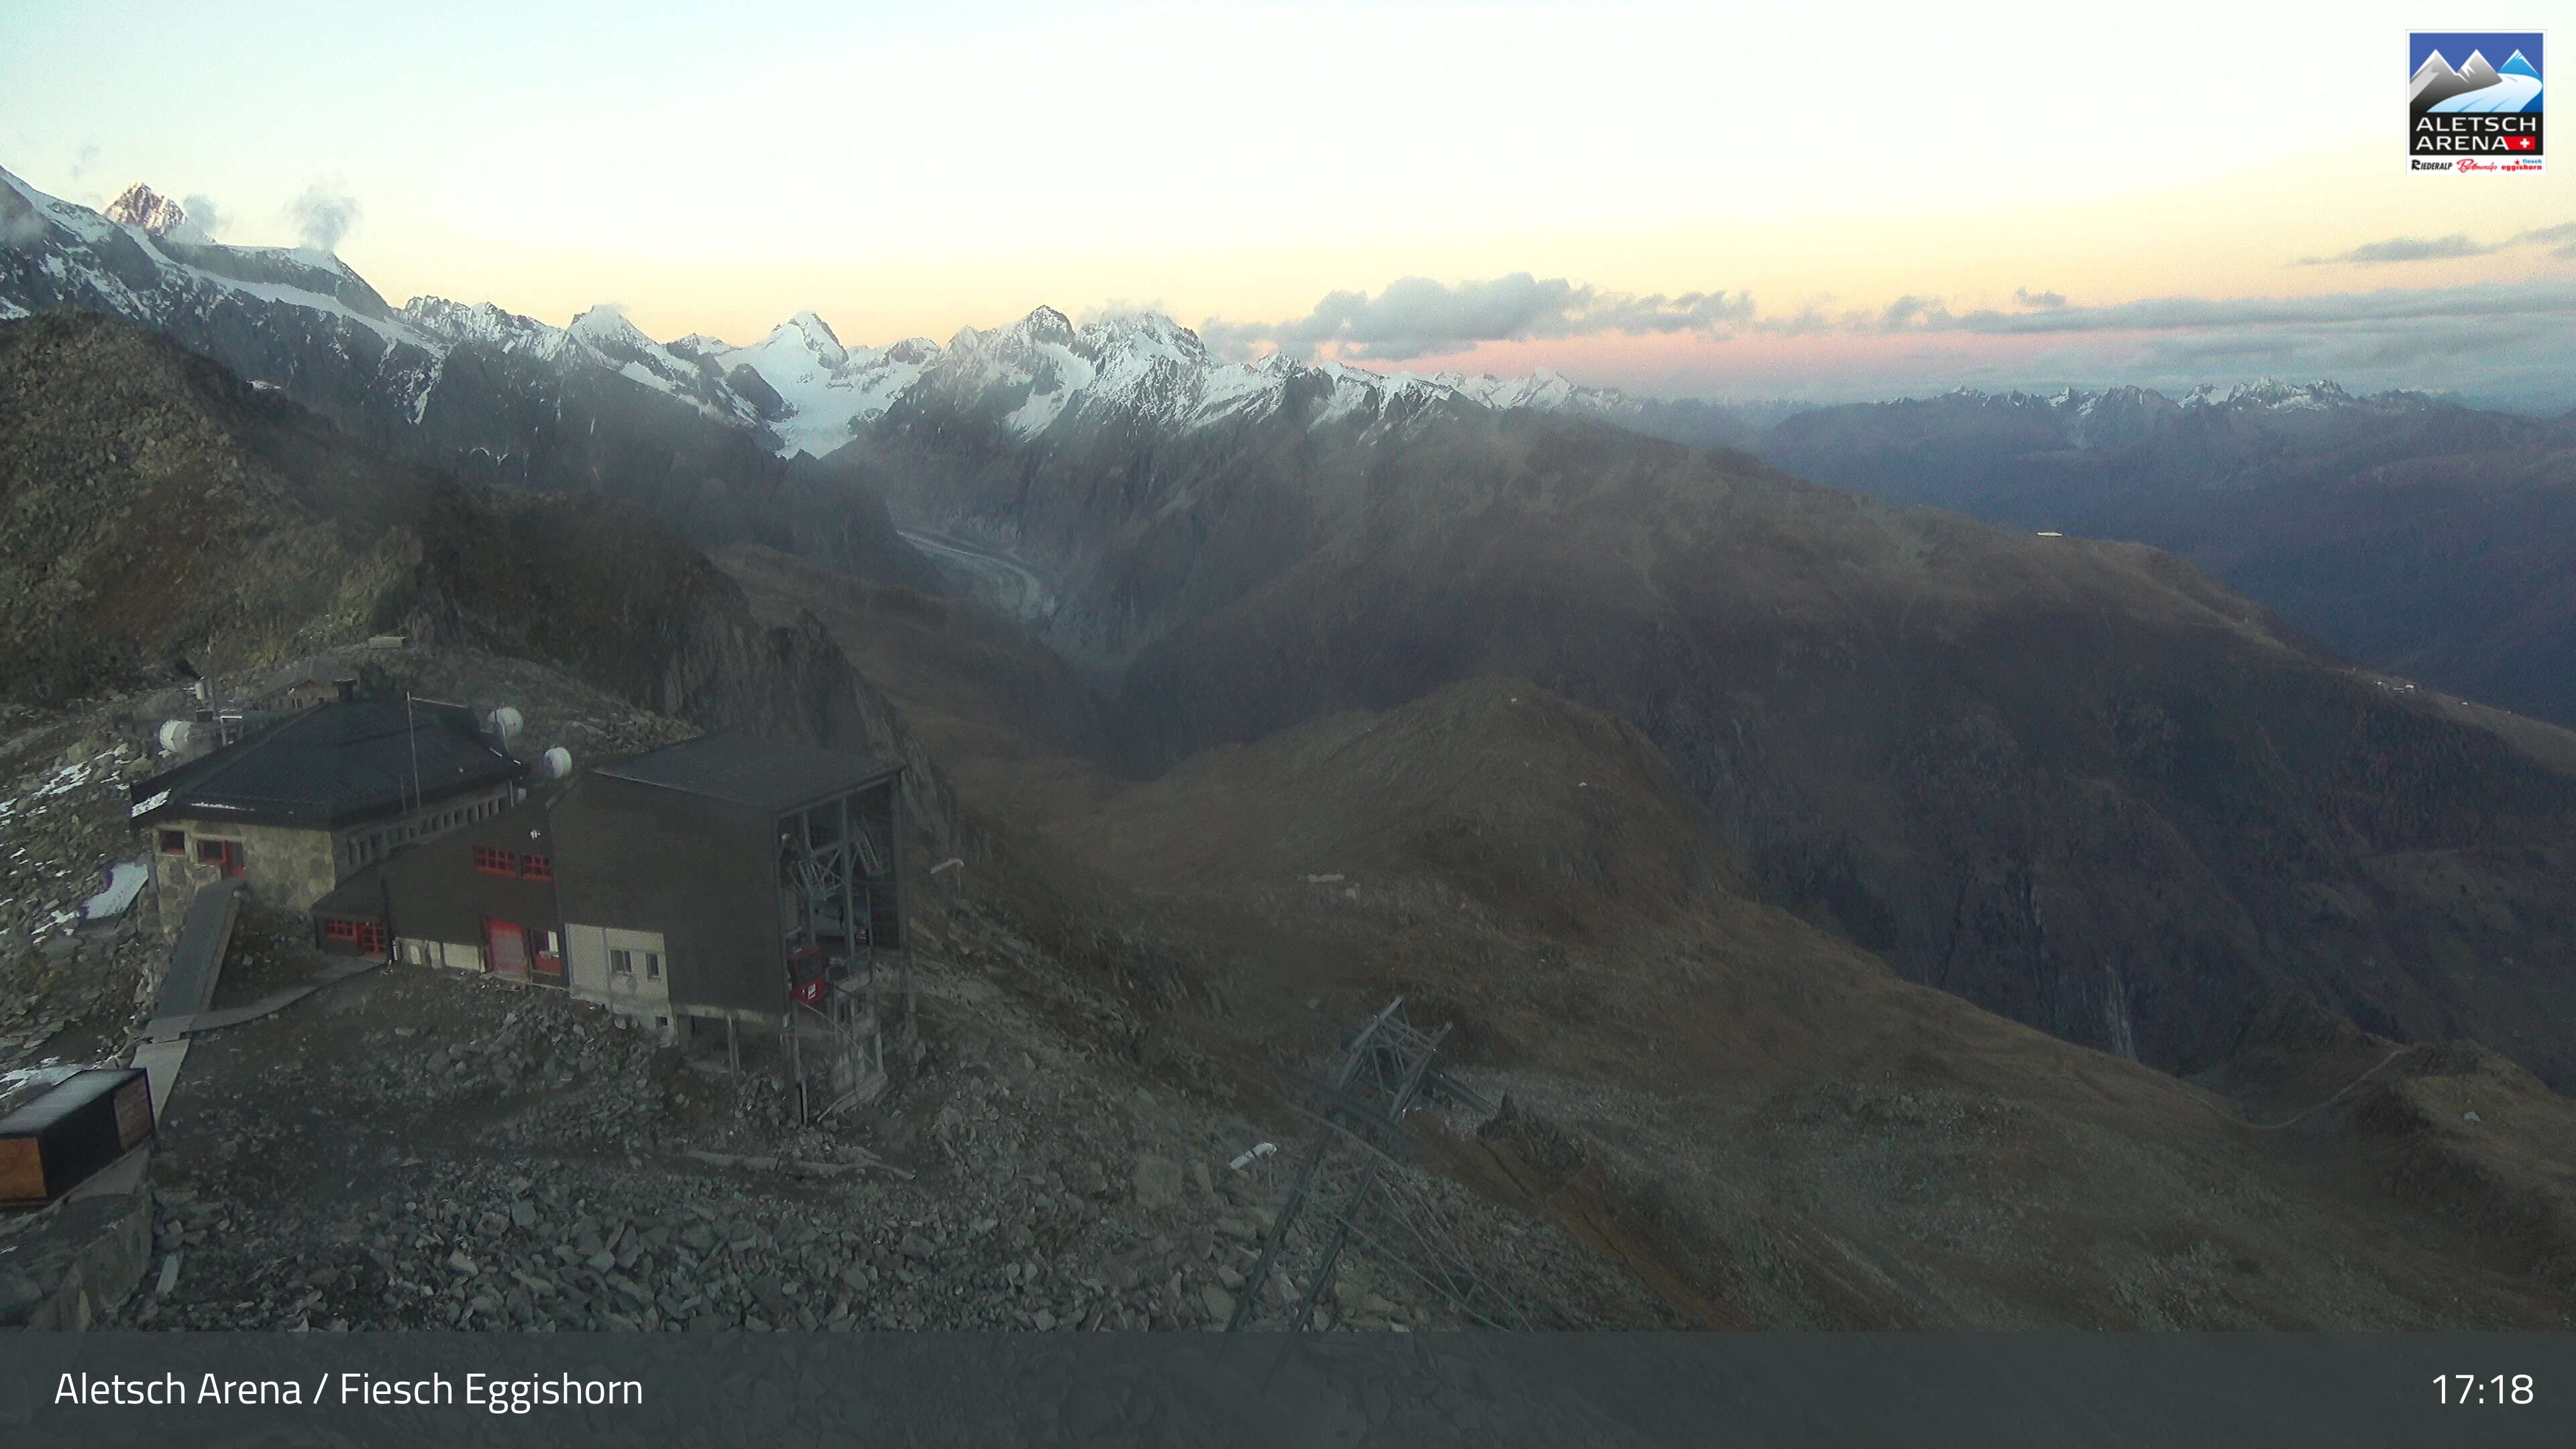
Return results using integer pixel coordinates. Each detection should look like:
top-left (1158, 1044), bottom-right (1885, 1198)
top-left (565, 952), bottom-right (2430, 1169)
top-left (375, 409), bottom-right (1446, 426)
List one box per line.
top-left (474, 845), bottom-right (517, 875)
top-left (519, 853), bottom-right (552, 881)
top-left (158, 829), bottom-right (186, 855)
top-left (195, 839), bottom-right (244, 879)
top-left (321, 918), bottom-right (386, 953)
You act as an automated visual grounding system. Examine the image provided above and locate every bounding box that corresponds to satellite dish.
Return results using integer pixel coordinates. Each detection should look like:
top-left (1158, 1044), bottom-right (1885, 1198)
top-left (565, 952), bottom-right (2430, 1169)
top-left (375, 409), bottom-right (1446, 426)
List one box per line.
top-left (156, 720), bottom-right (195, 753)
top-left (539, 746), bottom-right (574, 780)
top-left (485, 706), bottom-right (525, 743)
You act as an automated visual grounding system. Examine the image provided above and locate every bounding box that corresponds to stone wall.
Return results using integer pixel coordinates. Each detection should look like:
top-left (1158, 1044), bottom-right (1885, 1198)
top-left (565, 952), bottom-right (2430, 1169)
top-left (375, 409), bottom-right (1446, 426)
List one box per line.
top-left (148, 817), bottom-right (335, 920)
top-left (146, 785), bottom-right (516, 928)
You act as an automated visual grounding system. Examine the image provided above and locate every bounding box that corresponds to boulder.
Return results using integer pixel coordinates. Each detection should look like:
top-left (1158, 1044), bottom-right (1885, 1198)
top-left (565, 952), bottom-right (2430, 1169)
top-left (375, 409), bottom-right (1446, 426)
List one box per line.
top-left (1131, 1154), bottom-right (1184, 1211)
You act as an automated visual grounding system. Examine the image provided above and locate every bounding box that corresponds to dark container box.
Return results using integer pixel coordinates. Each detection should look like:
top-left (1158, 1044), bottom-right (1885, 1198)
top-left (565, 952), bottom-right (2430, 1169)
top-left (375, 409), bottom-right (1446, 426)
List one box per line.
top-left (0, 1067), bottom-right (155, 1208)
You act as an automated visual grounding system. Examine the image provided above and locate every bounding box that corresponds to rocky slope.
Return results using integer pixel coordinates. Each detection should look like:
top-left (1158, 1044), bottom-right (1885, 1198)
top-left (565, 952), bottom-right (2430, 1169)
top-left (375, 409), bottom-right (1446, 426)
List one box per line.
top-left (877, 393), bottom-right (2576, 1087)
top-left (1033, 676), bottom-right (2576, 1327)
top-left (0, 310), bottom-right (958, 846)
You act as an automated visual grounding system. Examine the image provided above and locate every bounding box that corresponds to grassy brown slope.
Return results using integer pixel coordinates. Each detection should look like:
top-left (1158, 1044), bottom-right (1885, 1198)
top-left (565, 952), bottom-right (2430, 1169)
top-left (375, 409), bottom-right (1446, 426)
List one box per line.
top-left (0, 310), bottom-right (421, 694)
top-left (714, 541), bottom-right (1122, 825)
top-left (1109, 419), bottom-right (2576, 1087)
top-left (1044, 676), bottom-right (2576, 1328)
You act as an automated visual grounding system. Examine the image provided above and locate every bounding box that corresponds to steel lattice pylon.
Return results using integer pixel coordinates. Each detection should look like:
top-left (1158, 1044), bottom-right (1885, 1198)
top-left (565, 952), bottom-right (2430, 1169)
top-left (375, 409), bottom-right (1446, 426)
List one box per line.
top-left (1227, 998), bottom-right (1529, 1332)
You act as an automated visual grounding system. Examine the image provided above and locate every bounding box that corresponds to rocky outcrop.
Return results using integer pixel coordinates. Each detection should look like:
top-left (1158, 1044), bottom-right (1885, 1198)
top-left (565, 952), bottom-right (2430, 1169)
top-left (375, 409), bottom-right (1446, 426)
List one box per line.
top-left (99, 184), bottom-right (203, 243)
top-left (0, 1155), bottom-right (154, 1330)
top-left (0, 310), bottom-right (964, 848)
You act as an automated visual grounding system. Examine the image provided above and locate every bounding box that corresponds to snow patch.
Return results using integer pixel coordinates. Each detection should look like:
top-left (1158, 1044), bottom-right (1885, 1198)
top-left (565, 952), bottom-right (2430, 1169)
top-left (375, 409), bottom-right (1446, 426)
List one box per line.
top-left (81, 861), bottom-right (148, 921)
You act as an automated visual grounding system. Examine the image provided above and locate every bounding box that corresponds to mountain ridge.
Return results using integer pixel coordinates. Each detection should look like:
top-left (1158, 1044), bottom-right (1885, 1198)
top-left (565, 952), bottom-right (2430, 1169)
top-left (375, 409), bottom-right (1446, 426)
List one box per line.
top-left (15, 160), bottom-right (2576, 1096)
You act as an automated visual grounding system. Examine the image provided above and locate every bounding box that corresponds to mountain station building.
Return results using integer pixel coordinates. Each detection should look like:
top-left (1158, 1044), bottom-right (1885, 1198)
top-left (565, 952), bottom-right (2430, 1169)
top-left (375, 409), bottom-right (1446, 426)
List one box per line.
top-left (128, 696), bottom-right (529, 930)
top-left (312, 733), bottom-right (910, 1112)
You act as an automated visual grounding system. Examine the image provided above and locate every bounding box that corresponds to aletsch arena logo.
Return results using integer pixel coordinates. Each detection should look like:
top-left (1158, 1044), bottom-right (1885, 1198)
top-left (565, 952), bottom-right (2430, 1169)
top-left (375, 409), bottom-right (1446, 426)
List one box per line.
top-left (2409, 30), bottom-right (2544, 172)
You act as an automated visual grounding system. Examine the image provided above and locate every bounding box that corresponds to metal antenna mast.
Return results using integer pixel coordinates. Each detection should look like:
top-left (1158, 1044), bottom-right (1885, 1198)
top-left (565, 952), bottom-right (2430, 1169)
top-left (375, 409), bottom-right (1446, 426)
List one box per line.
top-left (405, 691), bottom-right (422, 816)
top-left (1227, 997), bottom-right (1529, 1332)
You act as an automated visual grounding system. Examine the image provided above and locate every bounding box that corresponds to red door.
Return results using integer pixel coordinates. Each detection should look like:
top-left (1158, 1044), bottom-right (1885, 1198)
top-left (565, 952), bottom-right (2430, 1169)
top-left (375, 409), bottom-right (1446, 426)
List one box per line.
top-left (484, 919), bottom-right (529, 979)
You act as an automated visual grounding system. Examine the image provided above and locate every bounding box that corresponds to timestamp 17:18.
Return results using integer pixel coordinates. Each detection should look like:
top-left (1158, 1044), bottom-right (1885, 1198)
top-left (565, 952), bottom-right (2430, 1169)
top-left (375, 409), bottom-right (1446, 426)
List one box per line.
top-left (2435, 1375), bottom-right (2534, 1405)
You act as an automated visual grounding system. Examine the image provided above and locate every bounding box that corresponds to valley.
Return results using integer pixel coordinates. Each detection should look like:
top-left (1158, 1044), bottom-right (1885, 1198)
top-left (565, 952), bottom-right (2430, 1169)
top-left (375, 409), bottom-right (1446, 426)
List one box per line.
top-left (3, 172), bottom-right (2575, 1336)
top-left (1747, 384), bottom-right (2576, 730)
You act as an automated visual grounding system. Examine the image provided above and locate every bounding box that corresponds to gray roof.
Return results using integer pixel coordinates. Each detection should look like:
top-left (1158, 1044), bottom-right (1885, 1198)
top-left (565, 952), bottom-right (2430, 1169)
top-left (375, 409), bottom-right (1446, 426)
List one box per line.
top-left (589, 733), bottom-right (901, 813)
top-left (0, 1067), bottom-right (146, 1136)
top-left (131, 698), bottom-right (525, 829)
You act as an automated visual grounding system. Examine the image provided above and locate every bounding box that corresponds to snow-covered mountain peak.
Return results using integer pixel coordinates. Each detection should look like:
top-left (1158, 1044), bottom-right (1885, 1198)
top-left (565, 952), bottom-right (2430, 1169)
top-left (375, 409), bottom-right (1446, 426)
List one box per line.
top-left (2204, 377), bottom-right (2355, 412)
top-left (102, 183), bottom-right (209, 244)
top-left (402, 295), bottom-right (568, 356)
top-left (775, 309), bottom-right (849, 369)
top-left (1075, 311), bottom-right (1207, 367)
top-left (1437, 365), bottom-right (1590, 412)
top-left (568, 305), bottom-right (657, 352)
top-left (1000, 305), bottom-right (1077, 351)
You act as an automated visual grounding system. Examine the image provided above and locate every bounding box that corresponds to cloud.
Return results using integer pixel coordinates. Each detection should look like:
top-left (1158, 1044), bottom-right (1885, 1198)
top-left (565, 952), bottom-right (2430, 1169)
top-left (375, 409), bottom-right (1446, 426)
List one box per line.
top-left (1753, 302), bottom-right (1840, 337)
top-left (2298, 233), bottom-right (2499, 266)
top-left (285, 178), bottom-right (360, 252)
top-left (1927, 280), bottom-right (2576, 407)
top-left (1874, 294), bottom-right (1955, 331)
top-left (2518, 222), bottom-right (2576, 260)
top-left (1186, 266), bottom-right (2576, 411)
top-left (1076, 299), bottom-right (1169, 327)
top-left (180, 193), bottom-right (225, 241)
top-left (1709, 276), bottom-right (2576, 405)
top-left (66, 141), bottom-right (99, 182)
top-left (1900, 280), bottom-right (2576, 337)
top-left (1201, 272), bottom-right (1756, 361)
top-left (0, 190), bottom-right (42, 247)
top-left (2294, 223), bottom-right (2576, 266)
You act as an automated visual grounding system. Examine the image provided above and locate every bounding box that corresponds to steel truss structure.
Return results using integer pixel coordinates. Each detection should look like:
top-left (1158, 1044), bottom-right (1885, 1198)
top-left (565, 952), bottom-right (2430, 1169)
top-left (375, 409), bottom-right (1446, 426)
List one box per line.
top-left (1228, 998), bottom-right (1529, 1331)
top-left (782, 792), bottom-right (901, 1118)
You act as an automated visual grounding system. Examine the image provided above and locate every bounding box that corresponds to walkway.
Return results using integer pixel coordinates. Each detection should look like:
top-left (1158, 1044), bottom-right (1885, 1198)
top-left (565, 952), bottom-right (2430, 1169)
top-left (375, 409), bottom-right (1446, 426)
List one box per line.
top-left (182, 955), bottom-right (380, 1034)
top-left (126, 881), bottom-right (384, 1118)
top-left (142, 878), bottom-right (244, 1039)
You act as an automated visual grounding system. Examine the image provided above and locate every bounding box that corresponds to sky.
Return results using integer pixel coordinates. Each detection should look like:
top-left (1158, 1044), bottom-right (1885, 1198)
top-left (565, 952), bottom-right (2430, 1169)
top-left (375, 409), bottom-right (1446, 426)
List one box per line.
top-left (3, 0), bottom-right (2570, 405)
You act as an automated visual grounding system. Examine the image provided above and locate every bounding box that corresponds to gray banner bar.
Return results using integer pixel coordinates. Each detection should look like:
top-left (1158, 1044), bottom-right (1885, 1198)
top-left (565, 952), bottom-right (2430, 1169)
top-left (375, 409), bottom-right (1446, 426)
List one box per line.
top-left (1, 1332), bottom-right (2570, 1447)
